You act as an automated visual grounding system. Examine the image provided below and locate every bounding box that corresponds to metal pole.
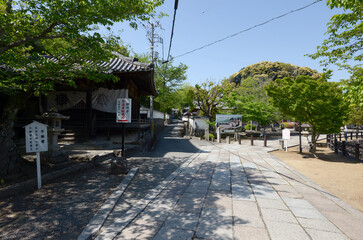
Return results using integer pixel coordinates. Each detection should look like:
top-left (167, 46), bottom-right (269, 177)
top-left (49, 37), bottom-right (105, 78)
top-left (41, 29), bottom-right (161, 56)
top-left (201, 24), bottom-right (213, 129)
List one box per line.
top-left (122, 124), bottom-right (125, 157)
top-left (36, 152), bottom-right (42, 189)
top-left (299, 122), bottom-right (302, 154)
top-left (150, 20), bottom-right (155, 138)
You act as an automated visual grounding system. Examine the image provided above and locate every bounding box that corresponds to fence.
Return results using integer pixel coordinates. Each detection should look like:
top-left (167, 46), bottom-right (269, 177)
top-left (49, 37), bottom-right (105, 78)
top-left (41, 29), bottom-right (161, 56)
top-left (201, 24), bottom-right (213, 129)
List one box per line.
top-left (327, 132), bottom-right (363, 162)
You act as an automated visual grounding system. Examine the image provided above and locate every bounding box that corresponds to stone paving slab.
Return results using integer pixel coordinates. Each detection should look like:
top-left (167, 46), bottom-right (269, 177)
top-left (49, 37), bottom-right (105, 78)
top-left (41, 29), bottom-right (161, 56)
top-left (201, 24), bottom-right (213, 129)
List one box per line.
top-left (81, 135), bottom-right (363, 240)
top-left (77, 167), bottom-right (138, 240)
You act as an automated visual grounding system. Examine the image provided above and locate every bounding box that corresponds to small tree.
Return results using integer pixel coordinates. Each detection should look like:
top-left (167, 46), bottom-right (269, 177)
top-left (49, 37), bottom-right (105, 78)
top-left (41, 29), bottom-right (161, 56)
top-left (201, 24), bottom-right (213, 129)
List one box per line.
top-left (194, 80), bottom-right (223, 121)
top-left (265, 75), bottom-right (348, 153)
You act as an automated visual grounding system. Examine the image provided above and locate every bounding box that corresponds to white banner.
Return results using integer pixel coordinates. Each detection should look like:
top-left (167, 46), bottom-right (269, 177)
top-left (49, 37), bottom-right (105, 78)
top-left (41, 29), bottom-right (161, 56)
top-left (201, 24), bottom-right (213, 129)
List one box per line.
top-left (47, 88), bottom-right (128, 113)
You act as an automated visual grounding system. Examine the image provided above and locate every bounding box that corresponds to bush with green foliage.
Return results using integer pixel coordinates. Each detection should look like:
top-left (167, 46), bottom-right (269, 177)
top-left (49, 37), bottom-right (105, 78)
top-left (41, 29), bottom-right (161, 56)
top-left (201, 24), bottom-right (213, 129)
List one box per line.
top-left (245, 124), bottom-right (256, 130)
top-left (203, 133), bottom-right (215, 140)
top-left (281, 122), bottom-right (295, 128)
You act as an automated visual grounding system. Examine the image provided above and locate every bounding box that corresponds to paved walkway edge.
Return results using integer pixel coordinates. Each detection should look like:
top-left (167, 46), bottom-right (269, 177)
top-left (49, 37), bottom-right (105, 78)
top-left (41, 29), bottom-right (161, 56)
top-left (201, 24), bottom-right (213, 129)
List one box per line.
top-left (77, 167), bottom-right (139, 240)
top-left (269, 154), bottom-right (363, 221)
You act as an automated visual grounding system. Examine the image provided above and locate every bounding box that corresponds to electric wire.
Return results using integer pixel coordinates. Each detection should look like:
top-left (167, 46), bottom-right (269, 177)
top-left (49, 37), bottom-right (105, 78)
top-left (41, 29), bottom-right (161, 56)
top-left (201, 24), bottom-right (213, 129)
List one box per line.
top-left (172, 0), bottom-right (322, 60)
top-left (165, 0), bottom-right (179, 64)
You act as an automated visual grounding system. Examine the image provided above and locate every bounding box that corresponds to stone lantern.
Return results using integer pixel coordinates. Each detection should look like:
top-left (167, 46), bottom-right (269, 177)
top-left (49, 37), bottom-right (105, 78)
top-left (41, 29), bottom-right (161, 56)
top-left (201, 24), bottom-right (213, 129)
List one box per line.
top-left (36, 111), bottom-right (70, 152)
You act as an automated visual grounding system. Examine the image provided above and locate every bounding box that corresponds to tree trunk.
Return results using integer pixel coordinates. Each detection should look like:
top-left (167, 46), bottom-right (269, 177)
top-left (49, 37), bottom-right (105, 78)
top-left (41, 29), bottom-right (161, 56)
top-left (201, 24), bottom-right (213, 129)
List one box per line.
top-left (310, 131), bottom-right (320, 154)
top-left (0, 96), bottom-right (25, 180)
top-left (0, 105), bottom-right (20, 180)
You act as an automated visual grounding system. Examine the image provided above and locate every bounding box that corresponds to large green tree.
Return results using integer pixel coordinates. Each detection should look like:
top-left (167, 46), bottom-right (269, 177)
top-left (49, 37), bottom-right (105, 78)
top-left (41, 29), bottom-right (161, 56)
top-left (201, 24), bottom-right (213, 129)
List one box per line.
top-left (194, 80), bottom-right (223, 121)
top-left (0, 0), bottom-right (163, 179)
top-left (174, 84), bottom-right (195, 113)
top-left (341, 67), bottom-right (363, 125)
top-left (153, 60), bottom-right (188, 115)
top-left (308, 0), bottom-right (362, 70)
top-left (265, 75), bottom-right (348, 153)
top-left (222, 77), bottom-right (280, 127)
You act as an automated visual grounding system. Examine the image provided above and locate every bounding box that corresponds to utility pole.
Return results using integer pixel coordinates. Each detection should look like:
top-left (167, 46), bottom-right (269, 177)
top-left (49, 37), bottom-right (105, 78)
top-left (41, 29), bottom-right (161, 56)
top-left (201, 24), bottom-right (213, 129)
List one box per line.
top-left (146, 20), bottom-right (163, 137)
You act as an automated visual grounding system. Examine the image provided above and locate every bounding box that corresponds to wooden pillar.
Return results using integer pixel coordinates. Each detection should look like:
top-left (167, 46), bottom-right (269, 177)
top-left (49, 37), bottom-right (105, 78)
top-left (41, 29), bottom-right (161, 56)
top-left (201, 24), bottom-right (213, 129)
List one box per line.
top-left (86, 91), bottom-right (92, 139)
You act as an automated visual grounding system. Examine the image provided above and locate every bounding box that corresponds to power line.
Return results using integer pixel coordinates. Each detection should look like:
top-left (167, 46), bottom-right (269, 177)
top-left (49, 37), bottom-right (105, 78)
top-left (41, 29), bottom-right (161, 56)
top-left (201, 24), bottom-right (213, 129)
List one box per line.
top-left (165, 0), bottom-right (179, 64)
top-left (173, 0), bottom-right (323, 60)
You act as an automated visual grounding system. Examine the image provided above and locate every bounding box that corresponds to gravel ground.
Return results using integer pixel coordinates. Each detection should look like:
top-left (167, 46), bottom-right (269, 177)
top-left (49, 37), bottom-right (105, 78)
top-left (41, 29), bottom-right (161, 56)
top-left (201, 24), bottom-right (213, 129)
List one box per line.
top-left (0, 165), bottom-right (124, 240)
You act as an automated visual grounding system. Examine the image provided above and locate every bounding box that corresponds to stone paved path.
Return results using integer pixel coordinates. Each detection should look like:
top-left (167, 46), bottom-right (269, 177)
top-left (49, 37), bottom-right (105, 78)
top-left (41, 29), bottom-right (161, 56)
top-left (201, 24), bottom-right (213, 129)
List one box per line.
top-left (82, 130), bottom-right (363, 240)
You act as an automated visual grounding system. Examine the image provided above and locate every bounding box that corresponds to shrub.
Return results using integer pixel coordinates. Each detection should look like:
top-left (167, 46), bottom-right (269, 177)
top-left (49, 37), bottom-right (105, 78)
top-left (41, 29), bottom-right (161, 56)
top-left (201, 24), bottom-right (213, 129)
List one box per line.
top-left (203, 133), bottom-right (215, 140)
top-left (281, 122), bottom-right (295, 128)
top-left (245, 124), bottom-right (256, 130)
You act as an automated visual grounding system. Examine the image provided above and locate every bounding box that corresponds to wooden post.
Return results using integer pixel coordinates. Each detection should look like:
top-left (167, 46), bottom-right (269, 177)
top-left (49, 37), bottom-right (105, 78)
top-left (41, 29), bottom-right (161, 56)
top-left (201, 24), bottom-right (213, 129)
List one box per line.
top-left (238, 134), bottom-right (241, 145)
top-left (264, 135), bottom-right (267, 147)
top-left (342, 141), bottom-right (346, 156)
top-left (350, 132), bottom-right (353, 140)
top-left (355, 143), bottom-right (360, 162)
top-left (339, 133), bottom-right (342, 141)
top-left (86, 91), bottom-right (92, 139)
top-left (226, 136), bottom-right (230, 144)
top-left (251, 134), bottom-right (254, 146)
top-left (334, 134), bottom-right (338, 154)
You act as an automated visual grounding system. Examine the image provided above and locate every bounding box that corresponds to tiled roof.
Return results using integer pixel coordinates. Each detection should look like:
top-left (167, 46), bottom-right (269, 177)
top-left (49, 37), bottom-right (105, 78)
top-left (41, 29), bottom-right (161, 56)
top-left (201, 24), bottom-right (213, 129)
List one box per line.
top-left (100, 52), bottom-right (153, 73)
top-left (45, 52), bottom-right (153, 73)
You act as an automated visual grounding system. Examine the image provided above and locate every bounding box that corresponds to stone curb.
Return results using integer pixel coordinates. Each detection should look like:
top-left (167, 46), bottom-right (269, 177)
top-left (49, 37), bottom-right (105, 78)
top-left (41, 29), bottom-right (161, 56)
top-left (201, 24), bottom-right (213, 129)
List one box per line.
top-left (77, 167), bottom-right (138, 240)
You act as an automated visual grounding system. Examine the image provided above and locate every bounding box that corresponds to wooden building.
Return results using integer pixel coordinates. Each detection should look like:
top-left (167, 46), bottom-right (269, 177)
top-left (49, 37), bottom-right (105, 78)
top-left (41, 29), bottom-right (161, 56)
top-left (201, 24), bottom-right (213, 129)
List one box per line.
top-left (15, 53), bottom-right (156, 142)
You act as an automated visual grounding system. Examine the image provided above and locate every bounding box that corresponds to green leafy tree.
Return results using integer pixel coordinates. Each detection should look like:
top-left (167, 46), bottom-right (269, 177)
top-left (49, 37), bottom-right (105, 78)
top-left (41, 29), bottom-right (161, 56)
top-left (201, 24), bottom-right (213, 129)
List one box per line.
top-left (194, 80), bottom-right (223, 121)
top-left (175, 84), bottom-right (195, 112)
top-left (0, 0), bottom-right (163, 178)
top-left (230, 61), bottom-right (321, 85)
top-left (308, 0), bottom-right (362, 69)
top-left (265, 75), bottom-right (349, 153)
top-left (222, 78), bottom-right (280, 127)
top-left (341, 67), bottom-right (363, 125)
top-left (153, 60), bottom-right (188, 115)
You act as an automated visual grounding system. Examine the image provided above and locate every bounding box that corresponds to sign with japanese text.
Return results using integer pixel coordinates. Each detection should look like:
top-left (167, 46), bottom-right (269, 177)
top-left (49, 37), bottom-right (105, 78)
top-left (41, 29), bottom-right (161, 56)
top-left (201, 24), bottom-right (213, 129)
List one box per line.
top-left (25, 121), bottom-right (48, 153)
top-left (282, 129), bottom-right (291, 140)
top-left (116, 98), bottom-right (132, 123)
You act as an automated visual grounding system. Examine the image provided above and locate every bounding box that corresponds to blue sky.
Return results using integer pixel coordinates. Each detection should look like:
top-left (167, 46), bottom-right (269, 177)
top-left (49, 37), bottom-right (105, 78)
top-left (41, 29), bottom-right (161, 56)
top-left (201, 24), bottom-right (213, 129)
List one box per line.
top-left (102, 0), bottom-right (350, 86)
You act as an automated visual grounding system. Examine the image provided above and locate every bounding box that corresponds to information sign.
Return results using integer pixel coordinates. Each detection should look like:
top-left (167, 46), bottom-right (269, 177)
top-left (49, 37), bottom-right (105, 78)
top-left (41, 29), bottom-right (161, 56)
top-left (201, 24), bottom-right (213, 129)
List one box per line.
top-left (282, 129), bottom-right (291, 140)
top-left (116, 98), bottom-right (132, 123)
top-left (24, 121), bottom-right (48, 189)
top-left (25, 121), bottom-right (48, 153)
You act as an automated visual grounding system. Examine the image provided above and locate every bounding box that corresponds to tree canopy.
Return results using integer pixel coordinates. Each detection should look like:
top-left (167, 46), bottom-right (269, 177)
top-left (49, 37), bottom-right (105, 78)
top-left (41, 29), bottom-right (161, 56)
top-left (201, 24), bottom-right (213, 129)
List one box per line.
top-left (194, 80), bottom-right (223, 121)
top-left (230, 61), bottom-right (321, 85)
top-left (341, 67), bottom-right (363, 125)
top-left (153, 60), bottom-right (188, 114)
top-left (0, 0), bottom-right (163, 95)
top-left (265, 75), bottom-right (348, 152)
top-left (221, 77), bottom-right (280, 127)
top-left (308, 0), bottom-right (362, 70)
